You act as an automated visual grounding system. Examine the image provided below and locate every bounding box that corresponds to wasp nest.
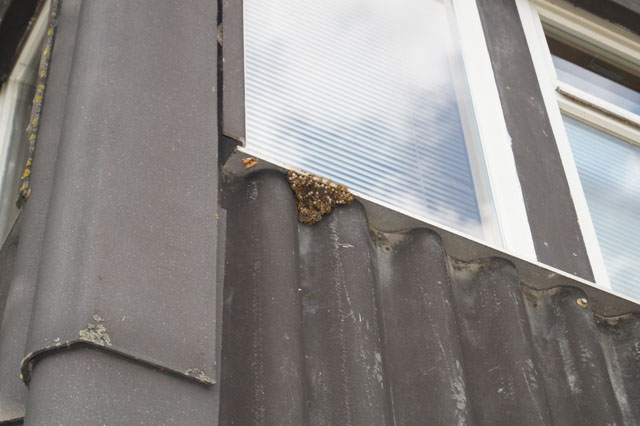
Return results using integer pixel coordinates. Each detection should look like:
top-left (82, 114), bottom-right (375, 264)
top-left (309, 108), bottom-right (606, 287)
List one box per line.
top-left (287, 170), bottom-right (354, 225)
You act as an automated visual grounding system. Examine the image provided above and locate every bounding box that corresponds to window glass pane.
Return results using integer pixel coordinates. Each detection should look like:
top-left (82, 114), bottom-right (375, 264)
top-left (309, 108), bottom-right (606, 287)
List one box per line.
top-left (552, 55), bottom-right (640, 114)
top-left (545, 33), bottom-right (640, 114)
top-left (563, 116), bottom-right (640, 301)
top-left (243, 0), bottom-right (492, 239)
top-left (0, 36), bottom-right (44, 245)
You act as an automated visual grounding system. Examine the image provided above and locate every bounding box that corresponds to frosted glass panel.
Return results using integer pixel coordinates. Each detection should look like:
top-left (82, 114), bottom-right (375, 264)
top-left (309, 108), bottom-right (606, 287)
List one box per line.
top-left (243, 0), bottom-right (487, 238)
top-left (563, 116), bottom-right (640, 301)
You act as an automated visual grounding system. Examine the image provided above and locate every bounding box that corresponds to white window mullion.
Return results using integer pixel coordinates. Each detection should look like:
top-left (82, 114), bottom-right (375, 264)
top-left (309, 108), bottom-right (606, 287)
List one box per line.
top-left (451, 0), bottom-right (537, 260)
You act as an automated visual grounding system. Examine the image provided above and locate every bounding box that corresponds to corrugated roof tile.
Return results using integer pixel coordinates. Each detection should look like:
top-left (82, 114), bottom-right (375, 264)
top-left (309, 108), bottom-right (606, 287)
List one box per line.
top-left (218, 170), bottom-right (638, 426)
top-left (1, 156), bottom-right (639, 426)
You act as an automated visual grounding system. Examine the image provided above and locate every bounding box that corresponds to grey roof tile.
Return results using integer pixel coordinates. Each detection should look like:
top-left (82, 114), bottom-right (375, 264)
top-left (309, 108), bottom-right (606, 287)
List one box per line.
top-left (220, 171), bottom-right (307, 426)
top-left (525, 286), bottom-right (624, 425)
top-left (0, 217), bottom-right (24, 423)
top-left (2, 0), bottom-right (219, 423)
top-left (1, 160), bottom-right (639, 425)
top-left (598, 313), bottom-right (640, 425)
top-left (218, 170), bottom-right (639, 426)
top-left (376, 229), bottom-right (472, 425)
top-left (297, 204), bottom-right (387, 425)
top-left (450, 258), bottom-right (551, 426)
top-left (20, 0), bottom-right (219, 387)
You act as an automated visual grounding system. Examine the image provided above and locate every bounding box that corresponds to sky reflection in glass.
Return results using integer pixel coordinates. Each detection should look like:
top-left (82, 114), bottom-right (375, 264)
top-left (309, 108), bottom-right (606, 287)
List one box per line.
top-left (553, 55), bottom-right (640, 115)
top-left (244, 0), bottom-right (484, 237)
top-left (564, 116), bottom-right (640, 301)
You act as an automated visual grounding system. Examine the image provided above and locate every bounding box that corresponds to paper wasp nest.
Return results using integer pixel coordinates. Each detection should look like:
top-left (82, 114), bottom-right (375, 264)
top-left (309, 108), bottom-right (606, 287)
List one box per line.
top-left (287, 170), bottom-right (354, 225)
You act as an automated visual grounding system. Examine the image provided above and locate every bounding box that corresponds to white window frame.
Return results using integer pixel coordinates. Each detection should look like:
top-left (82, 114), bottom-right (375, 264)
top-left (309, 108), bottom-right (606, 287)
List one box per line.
top-left (515, 0), bottom-right (640, 294)
top-left (450, 0), bottom-right (536, 259)
top-left (0, 2), bottom-right (49, 246)
top-left (238, 0), bottom-right (538, 260)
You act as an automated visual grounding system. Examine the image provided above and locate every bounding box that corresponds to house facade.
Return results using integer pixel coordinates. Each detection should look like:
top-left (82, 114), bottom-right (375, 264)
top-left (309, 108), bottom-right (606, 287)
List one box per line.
top-left (0, 0), bottom-right (638, 424)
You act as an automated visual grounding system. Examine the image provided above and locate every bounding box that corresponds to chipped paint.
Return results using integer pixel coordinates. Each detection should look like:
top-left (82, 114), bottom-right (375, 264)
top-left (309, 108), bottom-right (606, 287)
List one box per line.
top-left (287, 170), bottom-right (354, 225)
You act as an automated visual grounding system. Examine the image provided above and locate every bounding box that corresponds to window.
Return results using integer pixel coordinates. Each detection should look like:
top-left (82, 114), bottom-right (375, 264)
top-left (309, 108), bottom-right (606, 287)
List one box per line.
top-left (563, 117), bottom-right (640, 299)
top-left (239, 0), bottom-right (535, 256)
top-left (0, 2), bottom-right (48, 245)
top-left (517, 0), bottom-right (640, 302)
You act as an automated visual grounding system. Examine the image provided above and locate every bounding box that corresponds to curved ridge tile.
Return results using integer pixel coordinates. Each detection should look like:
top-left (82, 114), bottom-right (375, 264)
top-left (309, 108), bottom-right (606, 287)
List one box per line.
top-left (299, 202), bottom-right (388, 426)
top-left (375, 229), bottom-right (473, 426)
top-left (523, 286), bottom-right (623, 426)
top-left (22, 0), bottom-right (218, 386)
top-left (24, 346), bottom-right (218, 426)
top-left (597, 313), bottom-right (640, 426)
top-left (449, 258), bottom-right (552, 426)
top-left (219, 171), bottom-right (306, 426)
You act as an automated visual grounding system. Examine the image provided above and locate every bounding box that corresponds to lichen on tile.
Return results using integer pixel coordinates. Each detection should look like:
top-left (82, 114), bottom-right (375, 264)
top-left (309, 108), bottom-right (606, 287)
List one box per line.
top-left (287, 170), bottom-right (354, 225)
top-left (79, 314), bottom-right (112, 347)
top-left (185, 368), bottom-right (215, 384)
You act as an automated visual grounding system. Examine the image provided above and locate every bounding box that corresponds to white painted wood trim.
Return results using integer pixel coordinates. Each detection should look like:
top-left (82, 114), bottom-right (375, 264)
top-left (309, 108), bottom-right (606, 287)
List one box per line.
top-left (555, 84), bottom-right (640, 145)
top-left (557, 94), bottom-right (640, 148)
top-left (451, 0), bottom-right (537, 260)
top-left (531, 0), bottom-right (640, 72)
